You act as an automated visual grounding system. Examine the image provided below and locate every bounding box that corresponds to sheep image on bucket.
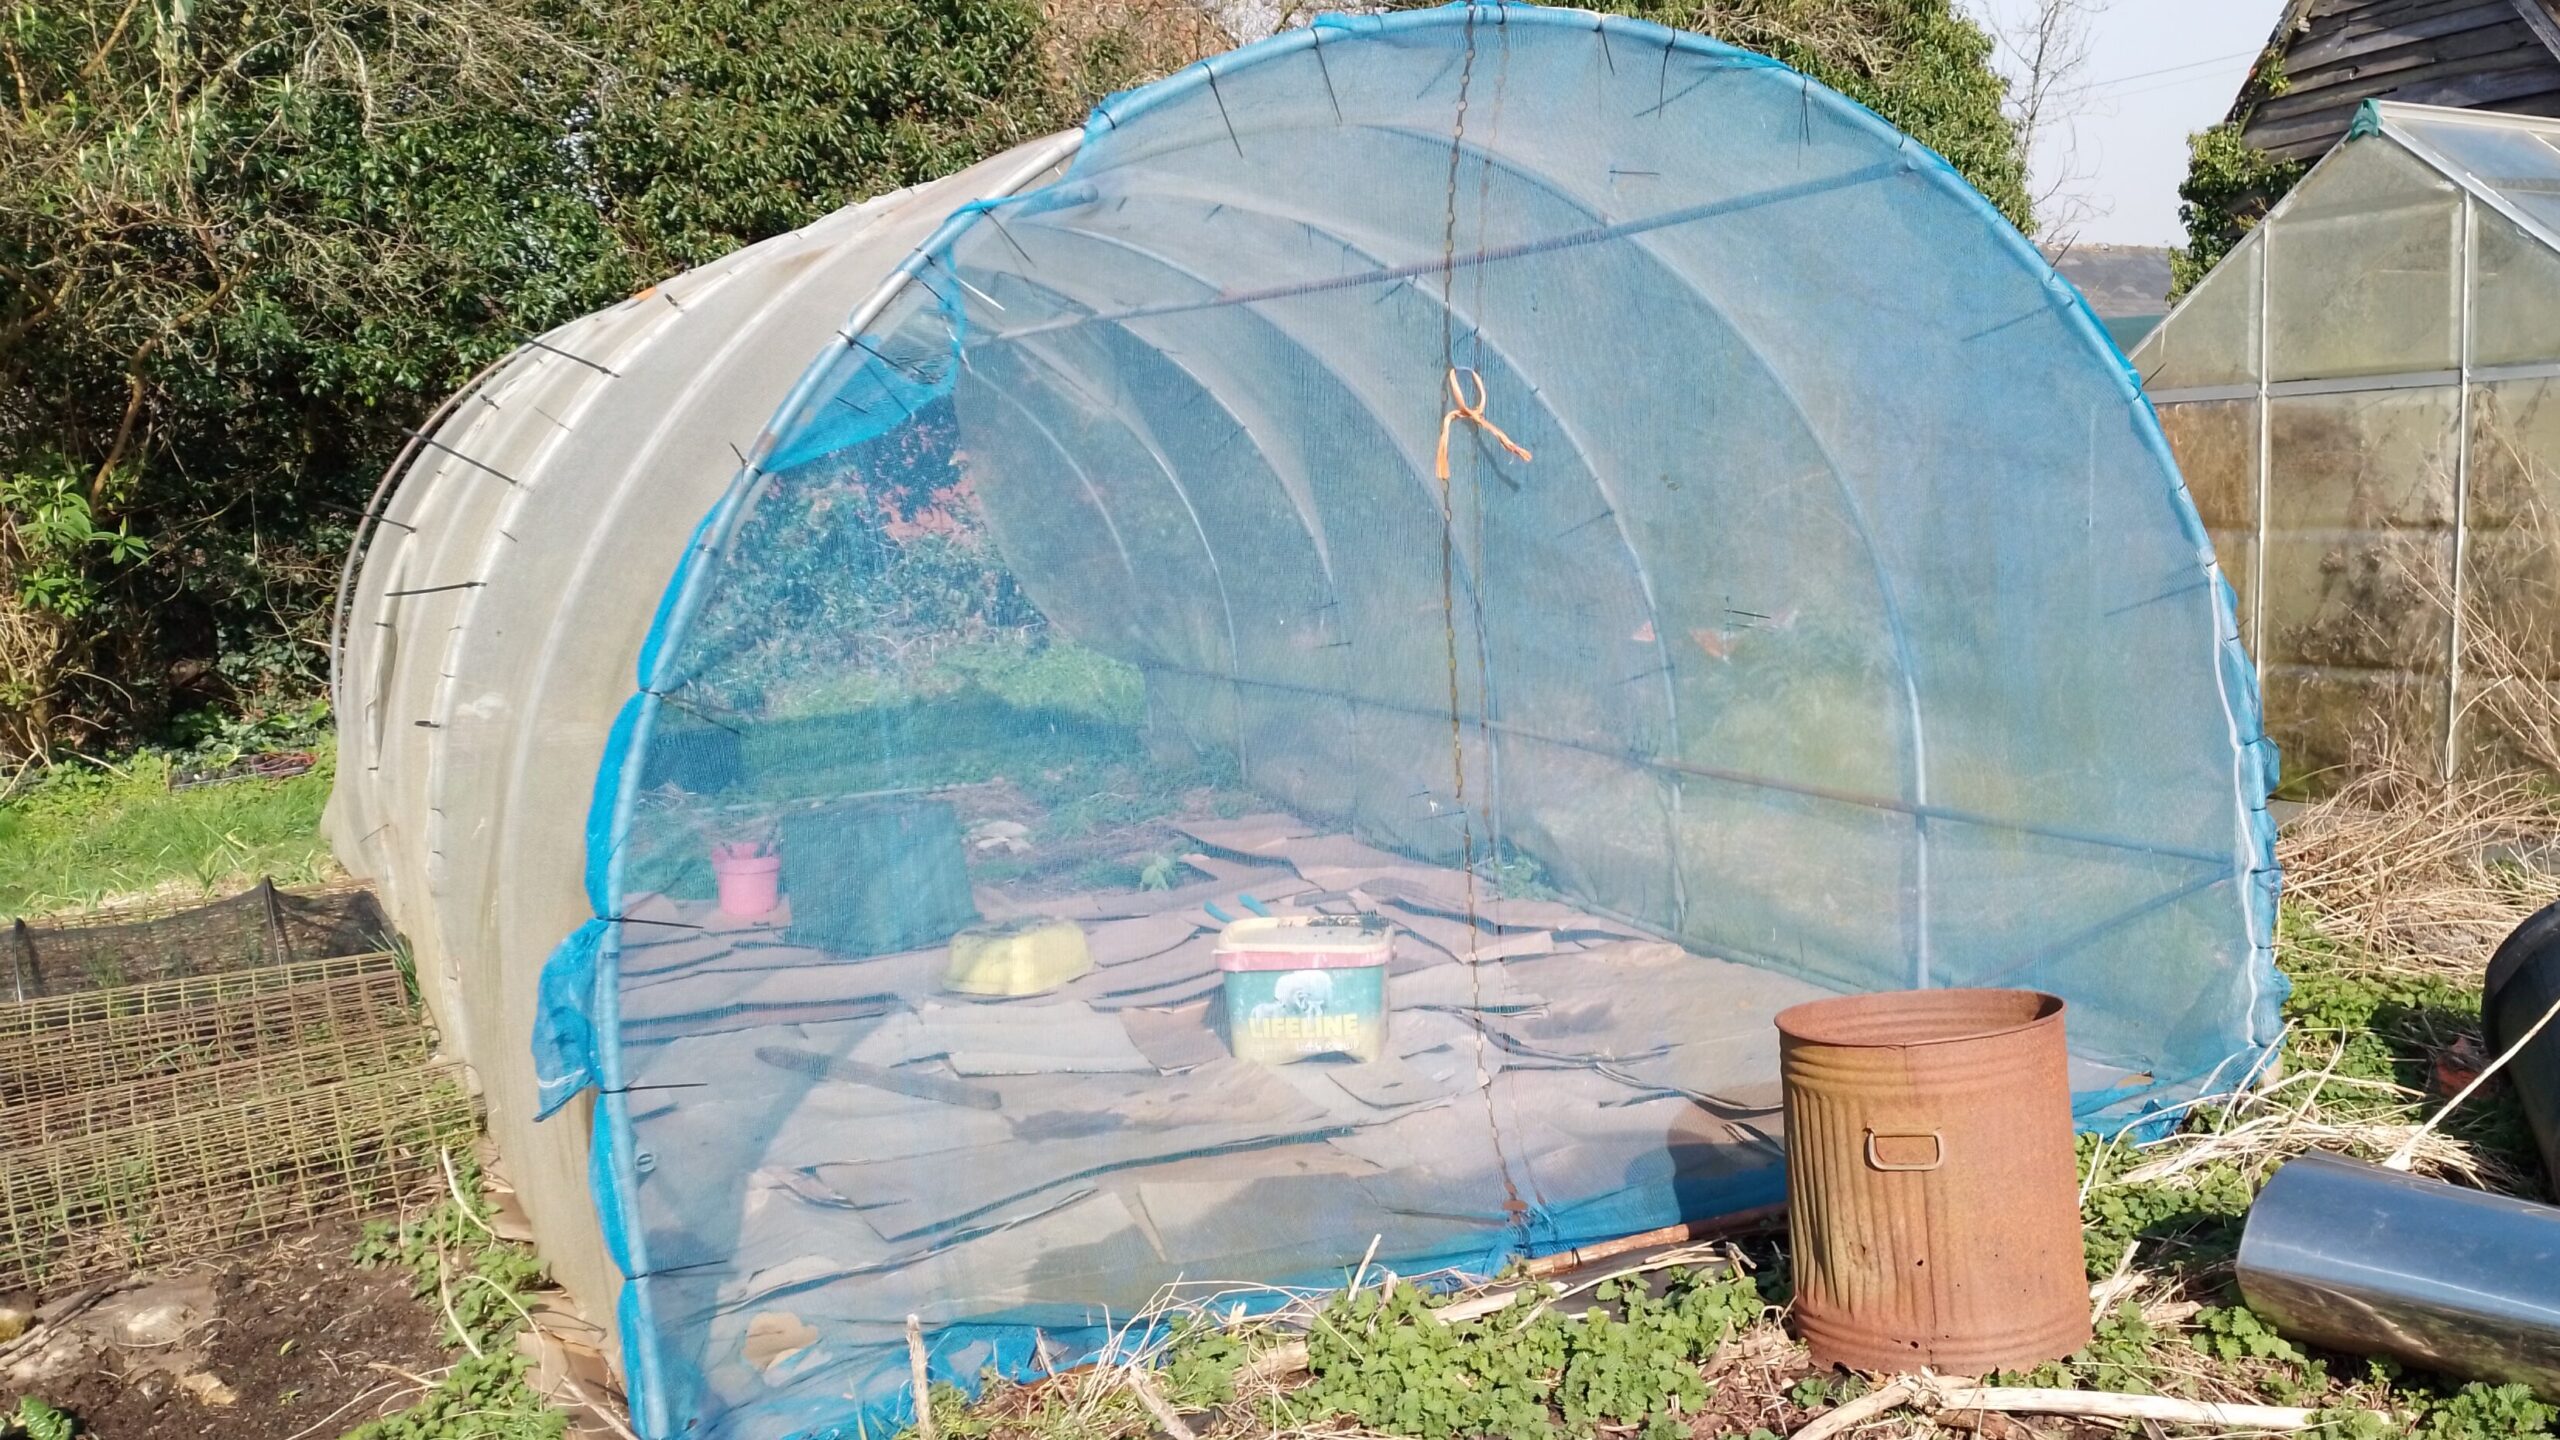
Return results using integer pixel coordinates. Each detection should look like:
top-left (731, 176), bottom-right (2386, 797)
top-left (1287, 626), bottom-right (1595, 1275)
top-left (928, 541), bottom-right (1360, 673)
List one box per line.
top-left (1777, 989), bottom-right (2090, 1373)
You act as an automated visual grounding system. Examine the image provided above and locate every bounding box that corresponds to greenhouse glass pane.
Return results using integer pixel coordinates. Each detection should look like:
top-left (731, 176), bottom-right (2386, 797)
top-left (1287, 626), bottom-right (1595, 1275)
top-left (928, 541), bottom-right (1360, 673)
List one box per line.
top-left (2135, 237), bottom-right (2258, 391)
top-left (2258, 387), bottom-right (2458, 774)
top-left (2154, 399), bottom-right (2261, 641)
top-left (2460, 377), bottom-right (2560, 776)
top-left (2267, 141), bottom-right (2460, 382)
top-left (2472, 203), bottom-right (2560, 368)
top-left (2393, 110), bottom-right (2560, 239)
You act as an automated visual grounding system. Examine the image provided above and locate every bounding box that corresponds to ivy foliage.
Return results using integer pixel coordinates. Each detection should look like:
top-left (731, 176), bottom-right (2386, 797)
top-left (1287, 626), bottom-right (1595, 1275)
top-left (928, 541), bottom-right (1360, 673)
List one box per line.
top-left (2170, 46), bottom-right (2306, 298)
top-left (1, 1398), bottom-right (76, 1440)
top-left (0, 0), bottom-right (1162, 757)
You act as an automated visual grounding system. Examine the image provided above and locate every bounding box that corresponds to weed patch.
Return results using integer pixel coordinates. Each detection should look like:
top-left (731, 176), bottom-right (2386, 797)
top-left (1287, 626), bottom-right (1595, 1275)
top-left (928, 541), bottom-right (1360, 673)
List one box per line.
top-left (345, 1157), bottom-right (570, 1440)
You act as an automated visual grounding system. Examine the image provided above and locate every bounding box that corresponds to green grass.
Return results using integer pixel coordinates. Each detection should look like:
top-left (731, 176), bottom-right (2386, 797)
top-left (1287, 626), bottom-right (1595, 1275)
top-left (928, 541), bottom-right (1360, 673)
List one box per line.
top-left (0, 743), bottom-right (337, 917)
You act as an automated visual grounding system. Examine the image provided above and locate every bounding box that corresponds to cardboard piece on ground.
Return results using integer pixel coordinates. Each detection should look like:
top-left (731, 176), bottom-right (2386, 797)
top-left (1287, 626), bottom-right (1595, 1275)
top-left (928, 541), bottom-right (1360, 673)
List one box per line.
top-left (618, 945), bottom-right (946, 1029)
top-left (1391, 912), bottom-right (1557, 966)
top-left (1075, 934), bottom-right (1219, 1007)
top-left (1389, 961), bottom-right (1536, 1014)
top-left (1175, 813), bottom-right (1317, 856)
top-left (1179, 850), bottom-right (1296, 887)
top-left (851, 1000), bottom-right (1153, 1075)
top-left (1119, 1000), bottom-right (1230, 1072)
top-left (1390, 1006), bottom-right (1498, 1062)
top-left (806, 1061), bottom-right (1347, 1237)
top-left (1264, 1059), bottom-right (1410, 1126)
top-left (1128, 1171), bottom-right (1415, 1274)
top-left (1022, 874), bottom-right (1312, 923)
top-left (1086, 912), bottom-right (1203, 967)
top-left (1323, 1104), bottom-right (1511, 1177)
top-left (620, 939), bottom-right (844, 991)
top-left (1328, 1050), bottom-right (1483, 1109)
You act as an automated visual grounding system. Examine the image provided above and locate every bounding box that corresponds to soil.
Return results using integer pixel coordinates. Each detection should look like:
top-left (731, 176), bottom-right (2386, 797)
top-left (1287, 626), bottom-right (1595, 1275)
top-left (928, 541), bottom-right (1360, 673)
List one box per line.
top-left (6, 1220), bottom-right (452, 1440)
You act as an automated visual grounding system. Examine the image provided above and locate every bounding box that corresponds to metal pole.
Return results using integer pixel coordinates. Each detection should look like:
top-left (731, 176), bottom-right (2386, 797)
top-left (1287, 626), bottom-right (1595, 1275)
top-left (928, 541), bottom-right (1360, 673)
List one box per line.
top-left (2254, 224), bottom-right (2273, 686)
top-left (2445, 192), bottom-right (2477, 782)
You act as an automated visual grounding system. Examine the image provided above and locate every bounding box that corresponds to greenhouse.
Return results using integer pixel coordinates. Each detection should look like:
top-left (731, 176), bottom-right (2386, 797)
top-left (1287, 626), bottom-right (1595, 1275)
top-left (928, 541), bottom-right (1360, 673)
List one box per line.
top-left (2134, 101), bottom-right (2560, 781)
top-left (329, 6), bottom-right (2285, 1438)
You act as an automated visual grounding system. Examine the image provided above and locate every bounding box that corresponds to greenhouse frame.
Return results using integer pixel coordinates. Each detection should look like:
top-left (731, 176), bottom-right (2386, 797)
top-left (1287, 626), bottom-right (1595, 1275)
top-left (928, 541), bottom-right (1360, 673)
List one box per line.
top-left (2134, 101), bottom-right (2560, 781)
top-left (331, 7), bottom-right (2286, 1437)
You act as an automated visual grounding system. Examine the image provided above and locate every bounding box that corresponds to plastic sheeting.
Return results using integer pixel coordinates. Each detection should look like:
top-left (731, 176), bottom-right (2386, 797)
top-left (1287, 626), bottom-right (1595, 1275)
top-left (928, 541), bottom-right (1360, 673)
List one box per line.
top-left (356, 6), bottom-right (2284, 1437)
top-left (328, 141), bottom-right (1085, 1355)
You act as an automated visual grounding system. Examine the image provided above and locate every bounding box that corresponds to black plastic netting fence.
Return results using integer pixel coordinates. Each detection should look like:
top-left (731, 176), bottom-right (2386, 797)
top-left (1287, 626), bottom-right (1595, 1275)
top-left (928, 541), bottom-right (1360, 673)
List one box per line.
top-left (4, 880), bottom-right (395, 1001)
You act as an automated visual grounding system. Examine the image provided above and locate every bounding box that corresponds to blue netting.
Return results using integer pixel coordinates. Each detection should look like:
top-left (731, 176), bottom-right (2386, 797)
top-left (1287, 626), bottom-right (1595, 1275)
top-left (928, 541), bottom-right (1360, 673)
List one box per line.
top-left (543, 8), bottom-right (2283, 1435)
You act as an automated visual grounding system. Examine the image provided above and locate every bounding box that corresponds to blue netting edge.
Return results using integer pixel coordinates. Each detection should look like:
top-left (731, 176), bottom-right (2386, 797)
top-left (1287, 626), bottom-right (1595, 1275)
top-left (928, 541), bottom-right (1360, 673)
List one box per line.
top-left (517, 5), bottom-right (2292, 1432)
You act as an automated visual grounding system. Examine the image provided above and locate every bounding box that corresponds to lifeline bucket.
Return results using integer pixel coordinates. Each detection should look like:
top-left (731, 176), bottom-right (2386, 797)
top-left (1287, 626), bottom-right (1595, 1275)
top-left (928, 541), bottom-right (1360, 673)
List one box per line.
top-left (1776, 989), bottom-right (2088, 1373)
top-left (1214, 915), bottom-right (1391, 1064)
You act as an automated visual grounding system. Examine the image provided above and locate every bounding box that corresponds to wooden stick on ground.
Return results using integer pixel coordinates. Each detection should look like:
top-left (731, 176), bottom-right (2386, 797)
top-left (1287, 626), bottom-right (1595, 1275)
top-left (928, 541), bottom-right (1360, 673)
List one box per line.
top-left (1791, 1377), bottom-right (1922, 1440)
top-left (1927, 1382), bottom-right (2344, 1432)
top-left (1124, 1362), bottom-right (1200, 1440)
top-left (907, 1314), bottom-right (938, 1440)
top-left (1793, 1374), bottom-right (2381, 1436)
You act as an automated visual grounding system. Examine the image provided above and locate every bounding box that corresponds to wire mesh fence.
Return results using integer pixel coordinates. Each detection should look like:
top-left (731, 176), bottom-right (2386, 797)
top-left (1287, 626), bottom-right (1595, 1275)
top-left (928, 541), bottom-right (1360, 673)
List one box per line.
top-left (0, 882), bottom-right (479, 1291)
top-left (0, 951), bottom-right (414, 1107)
top-left (0, 1028), bottom-right (427, 1152)
top-left (0, 1062), bottom-right (478, 1290)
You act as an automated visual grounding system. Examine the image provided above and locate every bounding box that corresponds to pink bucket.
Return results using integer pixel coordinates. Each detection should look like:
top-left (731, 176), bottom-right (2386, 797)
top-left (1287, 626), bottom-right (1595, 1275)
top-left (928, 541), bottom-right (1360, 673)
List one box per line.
top-left (711, 844), bottom-right (781, 919)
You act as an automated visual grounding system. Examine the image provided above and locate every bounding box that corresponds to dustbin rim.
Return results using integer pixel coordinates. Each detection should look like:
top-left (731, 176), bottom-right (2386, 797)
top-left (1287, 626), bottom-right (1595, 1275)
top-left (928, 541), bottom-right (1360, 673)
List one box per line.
top-left (1776, 988), bottom-right (2065, 1050)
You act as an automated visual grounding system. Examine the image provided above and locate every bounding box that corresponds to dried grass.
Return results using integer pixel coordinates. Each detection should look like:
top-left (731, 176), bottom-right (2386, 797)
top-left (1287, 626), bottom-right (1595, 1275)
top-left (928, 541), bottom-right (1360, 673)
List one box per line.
top-left (2278, 761), bottom-right (2560, 982)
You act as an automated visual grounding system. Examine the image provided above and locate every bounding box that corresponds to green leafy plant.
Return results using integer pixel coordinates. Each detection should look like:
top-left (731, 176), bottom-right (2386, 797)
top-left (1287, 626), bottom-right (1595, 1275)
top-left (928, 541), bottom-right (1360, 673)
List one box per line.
top-left (2193, 1304), bottom-right (2306, 1367)
top-left (3, 462), bottom-right (146, 620)
top-left (2168, 40), bottom-right (2309, 298)
top-left (1292, 1269), bottom-right (1765, 1440)
top-left (2411, 1383), bottom-right (2558, 1440)
top-left (348, 1153), bottom-right (568, 1439)
top-left (0, 0), bottom-right (1200, 760)
top-left (3, 1397), bottom-right (76, 1440)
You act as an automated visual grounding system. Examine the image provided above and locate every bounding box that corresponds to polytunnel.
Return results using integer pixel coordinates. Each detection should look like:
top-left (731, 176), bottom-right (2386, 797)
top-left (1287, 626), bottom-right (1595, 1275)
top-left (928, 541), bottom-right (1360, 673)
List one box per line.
top-left (329, 6), bottom-right (2287, 1437)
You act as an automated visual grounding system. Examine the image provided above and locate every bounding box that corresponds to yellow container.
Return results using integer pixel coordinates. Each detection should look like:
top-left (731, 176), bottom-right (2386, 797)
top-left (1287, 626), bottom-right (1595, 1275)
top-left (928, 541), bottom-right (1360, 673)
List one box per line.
top-left (944, 917), bottom-right (1091, 996)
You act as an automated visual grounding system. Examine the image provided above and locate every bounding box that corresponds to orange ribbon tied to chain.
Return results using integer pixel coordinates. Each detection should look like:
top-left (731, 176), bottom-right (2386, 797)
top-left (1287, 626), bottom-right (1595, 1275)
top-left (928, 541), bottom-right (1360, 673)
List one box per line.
top-left (1435, 367), bottom-right (1533, 481)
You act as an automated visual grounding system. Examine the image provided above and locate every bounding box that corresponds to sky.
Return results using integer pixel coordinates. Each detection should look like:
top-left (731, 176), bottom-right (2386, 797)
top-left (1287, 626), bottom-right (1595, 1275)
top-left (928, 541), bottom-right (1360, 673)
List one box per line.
top-left (1960, 0), bottom-right (2291, 246)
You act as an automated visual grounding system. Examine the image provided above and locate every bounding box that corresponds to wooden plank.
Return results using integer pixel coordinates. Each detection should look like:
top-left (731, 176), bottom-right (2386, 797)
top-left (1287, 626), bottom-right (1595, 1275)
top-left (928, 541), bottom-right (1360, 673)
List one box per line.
top-left (2290, 0), bottom-right (2529, 71)
top-left (2249, 42), bottom-right (2560, 126)
top-left (2390, 54), bottom-right (2560, 103)
top-left (2310, 0), bottom-right (2415, 18)
top-left (2516, 0), bottom-right (2560, 59)
top-left (2269, 18), bottom-right (2545, 112)
top-left (2245, 59), bottom-right (2560, 156)
top-left (2305, 0), bottom-right (2495, 29)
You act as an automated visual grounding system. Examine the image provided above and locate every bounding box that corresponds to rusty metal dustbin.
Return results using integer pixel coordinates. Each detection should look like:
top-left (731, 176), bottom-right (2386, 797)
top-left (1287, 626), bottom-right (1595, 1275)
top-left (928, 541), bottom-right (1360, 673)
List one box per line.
top-left (1777, 988), bottom-right (2089, 1374)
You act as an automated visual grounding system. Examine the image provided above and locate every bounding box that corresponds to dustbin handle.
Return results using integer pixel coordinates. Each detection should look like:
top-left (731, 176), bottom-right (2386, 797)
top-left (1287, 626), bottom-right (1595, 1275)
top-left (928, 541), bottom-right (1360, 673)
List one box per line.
top-left (1864, 1129), bottom-right (1944, 1172)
